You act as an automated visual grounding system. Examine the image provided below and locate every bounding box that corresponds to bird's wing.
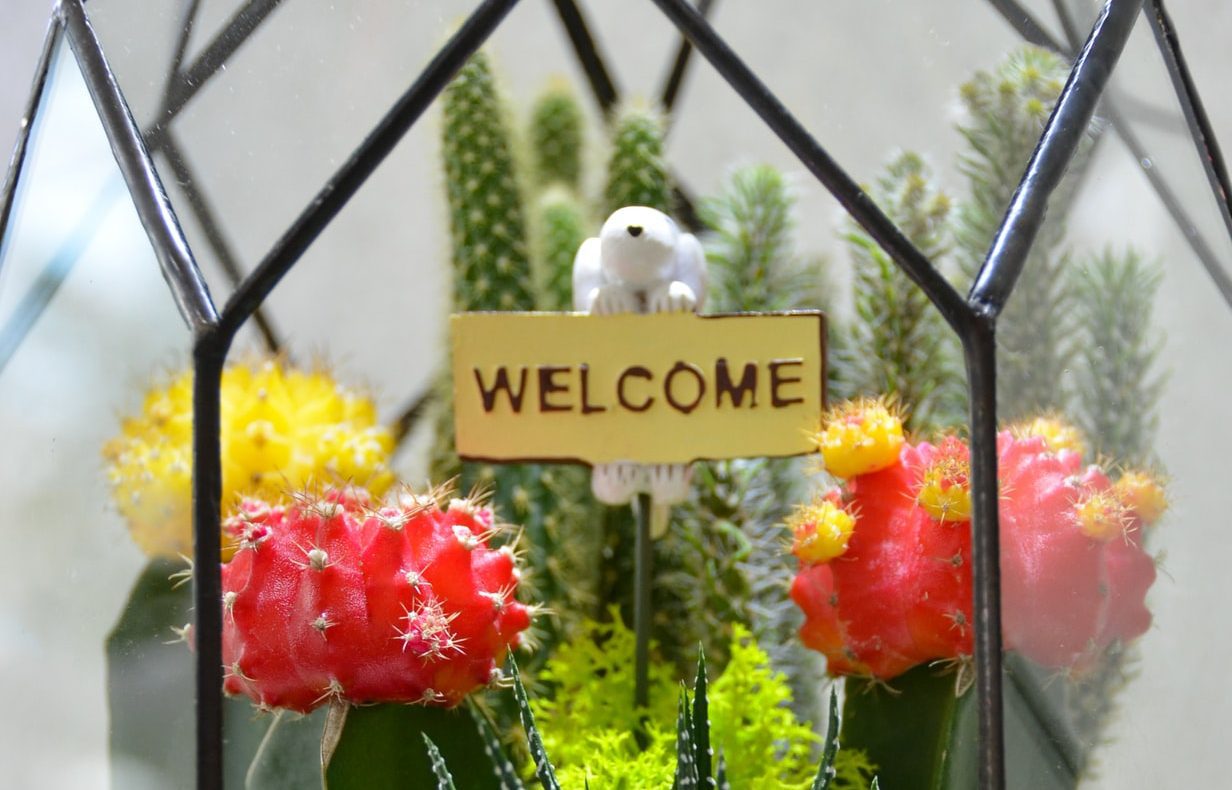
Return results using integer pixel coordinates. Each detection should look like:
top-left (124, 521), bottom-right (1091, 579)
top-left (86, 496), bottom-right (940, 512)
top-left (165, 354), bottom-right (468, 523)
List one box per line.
top-left (571, 237), bottom-right (603, 312)
top-left (672, 232), bottom-right (708, 311)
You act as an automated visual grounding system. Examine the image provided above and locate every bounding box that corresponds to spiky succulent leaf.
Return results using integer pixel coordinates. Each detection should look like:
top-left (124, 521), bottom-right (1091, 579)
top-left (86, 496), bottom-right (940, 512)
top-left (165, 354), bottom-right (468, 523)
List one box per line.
top-left (674, 686), bottom-right (701, 788)
top-left (468, 701), bottom-right (525, 790)
top-left (691, 649), bottom-right (712, 785)
top-left (812, 688), bottom-right (842, 790)
top-left (511, 660), bottom-right (562, 790)
top-left (422, 735), bottom-right (458, 790)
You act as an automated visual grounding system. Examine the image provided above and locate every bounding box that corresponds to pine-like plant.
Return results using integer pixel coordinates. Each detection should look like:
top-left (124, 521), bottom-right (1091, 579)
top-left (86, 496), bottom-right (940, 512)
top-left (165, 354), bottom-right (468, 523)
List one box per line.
top-left (1069, 248), bottom-right (1165, 466)
top-left (844, 152), bottom-right (964, 434)
top-left (954, 46), bottom-right (1086, 420)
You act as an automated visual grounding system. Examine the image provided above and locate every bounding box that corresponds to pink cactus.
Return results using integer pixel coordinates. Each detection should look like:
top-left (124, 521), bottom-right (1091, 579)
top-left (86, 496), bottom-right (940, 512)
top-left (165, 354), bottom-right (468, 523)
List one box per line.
top-left (791, 403), bottom-right (1161, 680)
top-left (220, 486), bottom-right (531, 713)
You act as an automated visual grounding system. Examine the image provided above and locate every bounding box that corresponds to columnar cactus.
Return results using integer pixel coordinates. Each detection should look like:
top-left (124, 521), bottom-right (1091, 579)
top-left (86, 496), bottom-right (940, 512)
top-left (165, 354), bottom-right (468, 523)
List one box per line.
top-left (533, 186), bottom-right (589, 311)
top-left (604, 104), bottom-right (673, 215)
top-left (220, 485), bottom-right (531, 713)
top-left (441, 52), bottom-right (535, 311)
top-left (790, 400), bottom-right (1162, 680)
top-left (529, 82), bottom-right (585, 191)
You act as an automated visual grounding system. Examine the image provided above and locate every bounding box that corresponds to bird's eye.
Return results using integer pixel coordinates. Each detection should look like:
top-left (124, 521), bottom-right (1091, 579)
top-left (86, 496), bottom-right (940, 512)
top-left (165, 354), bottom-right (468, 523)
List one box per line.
top-left (626, 225), bottom-right (644, 237)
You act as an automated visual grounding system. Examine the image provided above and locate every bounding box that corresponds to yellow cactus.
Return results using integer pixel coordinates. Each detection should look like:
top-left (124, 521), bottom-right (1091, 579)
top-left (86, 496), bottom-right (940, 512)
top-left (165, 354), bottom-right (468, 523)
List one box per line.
top-left (814, 398), bottom-right (904, 479)
top-left (916, 437), bottom-right (972, 522)
top-left (1075, 490), bottom-right (1130, 541)
top-left (1011, 415), bottom-right (1086, 457)
top-left (104, 359), bottom-right (394, 559)
top-left (789, 497), bottom-right (856, 564)
top-left (1114, 471), bottom-right (1168, 525)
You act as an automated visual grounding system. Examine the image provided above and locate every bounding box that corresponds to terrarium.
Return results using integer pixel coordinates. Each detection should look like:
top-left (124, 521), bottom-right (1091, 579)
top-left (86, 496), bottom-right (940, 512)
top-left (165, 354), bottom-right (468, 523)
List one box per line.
top-left (1, 0), bottom-right (1230, 788)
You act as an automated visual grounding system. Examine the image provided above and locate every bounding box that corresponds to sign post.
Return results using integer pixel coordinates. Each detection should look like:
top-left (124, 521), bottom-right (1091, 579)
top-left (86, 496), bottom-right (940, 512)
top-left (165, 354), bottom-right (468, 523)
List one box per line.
top-left (451, 206), bottom-right (825, 721)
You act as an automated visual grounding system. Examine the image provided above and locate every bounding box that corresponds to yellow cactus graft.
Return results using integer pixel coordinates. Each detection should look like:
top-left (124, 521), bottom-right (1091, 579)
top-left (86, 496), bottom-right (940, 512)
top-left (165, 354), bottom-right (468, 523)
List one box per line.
top-left (1114, 470), bottom-right (1168, 526)
top-left (815, 398), bottom-right (905, 479)
top-left (1075, 490), bottom-right (1130, 541)
top-left (104, 359), bottom-right (395, 559)
top-left (1011, 415), bottom-right (1086, 457)
top-left (916, 438), bottom-right (972, 522)
top-left (789, 497), bottom-right (856, 564)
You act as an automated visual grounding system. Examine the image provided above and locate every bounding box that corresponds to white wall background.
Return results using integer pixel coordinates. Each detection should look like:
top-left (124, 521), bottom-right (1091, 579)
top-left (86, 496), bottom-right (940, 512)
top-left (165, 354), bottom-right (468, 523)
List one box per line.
top-left (2, 1), bottom-right (1231, 787)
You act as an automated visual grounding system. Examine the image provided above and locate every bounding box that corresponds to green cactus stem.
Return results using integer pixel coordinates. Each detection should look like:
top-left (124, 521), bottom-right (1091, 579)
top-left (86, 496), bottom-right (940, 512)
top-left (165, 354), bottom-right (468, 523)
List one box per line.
top-left (529, 81), bottom-right (586, 191)
top-left (441, 51), bottom-right (535, 312)
top-left (605, 103), bottom-right (673, 215)
top-left (532, 186), bottom-right (589, 311)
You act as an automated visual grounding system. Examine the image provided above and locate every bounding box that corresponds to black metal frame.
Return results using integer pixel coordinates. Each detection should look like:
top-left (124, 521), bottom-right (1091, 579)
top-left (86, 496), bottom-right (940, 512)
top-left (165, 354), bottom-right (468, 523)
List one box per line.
top-left (3, 0), bottom-right (1231, 787)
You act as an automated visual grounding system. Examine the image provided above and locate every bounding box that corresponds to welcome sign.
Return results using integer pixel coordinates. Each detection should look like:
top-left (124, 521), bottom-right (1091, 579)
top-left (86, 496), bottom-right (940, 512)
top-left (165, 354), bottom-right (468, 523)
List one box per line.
top-left (451, 311), bottom-right (826, 465)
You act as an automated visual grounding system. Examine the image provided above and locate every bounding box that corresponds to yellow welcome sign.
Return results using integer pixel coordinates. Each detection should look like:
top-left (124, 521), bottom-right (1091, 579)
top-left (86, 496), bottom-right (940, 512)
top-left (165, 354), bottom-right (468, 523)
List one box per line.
top-left (451, 311), bottom-right (826, 465)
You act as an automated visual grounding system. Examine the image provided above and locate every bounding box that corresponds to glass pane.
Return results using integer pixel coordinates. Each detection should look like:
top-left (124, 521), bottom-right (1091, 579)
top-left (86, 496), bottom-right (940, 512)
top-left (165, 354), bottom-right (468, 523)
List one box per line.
top-left (19, 1), bottom-right (1232, 786)
top-left (0, 36), bottom-right (191, 789)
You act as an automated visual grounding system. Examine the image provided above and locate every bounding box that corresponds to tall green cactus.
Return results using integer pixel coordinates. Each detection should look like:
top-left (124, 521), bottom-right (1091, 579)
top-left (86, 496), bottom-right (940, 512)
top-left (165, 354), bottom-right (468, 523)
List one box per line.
top-left (529, 81), bottom-right (586, 191)
top-left (437, 54), bottom-right (600, 661)
top-left (605, 104), bottom-right (673, 215)
top-left (954, 46), bottom-right (1085, 420)
top-left (441, 52), bottom-right (535, 312)
top-left (845, 152), bottom-right (964, 434)
top-left (532, 186), bottom-right (589, 311)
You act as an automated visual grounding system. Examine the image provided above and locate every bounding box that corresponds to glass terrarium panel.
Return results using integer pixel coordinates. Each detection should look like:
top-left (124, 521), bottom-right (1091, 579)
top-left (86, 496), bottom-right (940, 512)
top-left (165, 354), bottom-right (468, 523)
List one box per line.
top-left (3, 1), bottom-right (1231, 787)
top-left (0, 36), bottom-right (193, 790)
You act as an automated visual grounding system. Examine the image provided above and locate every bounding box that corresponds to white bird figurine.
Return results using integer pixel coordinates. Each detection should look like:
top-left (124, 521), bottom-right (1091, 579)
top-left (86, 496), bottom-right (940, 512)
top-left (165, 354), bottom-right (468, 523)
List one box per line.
top-left (572, 206), bottom-right (707, 532)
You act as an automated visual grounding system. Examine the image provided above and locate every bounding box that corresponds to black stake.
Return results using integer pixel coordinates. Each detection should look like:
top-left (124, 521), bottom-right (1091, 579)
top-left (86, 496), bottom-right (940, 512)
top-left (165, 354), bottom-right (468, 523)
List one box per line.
top-left (633, 492), bottom-right (653, 736)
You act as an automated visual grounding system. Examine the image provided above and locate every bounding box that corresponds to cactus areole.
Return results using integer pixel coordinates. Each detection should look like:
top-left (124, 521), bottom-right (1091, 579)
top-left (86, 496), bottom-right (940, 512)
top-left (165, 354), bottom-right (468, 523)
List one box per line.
top-left (219, 486), bottom-right (531, 713)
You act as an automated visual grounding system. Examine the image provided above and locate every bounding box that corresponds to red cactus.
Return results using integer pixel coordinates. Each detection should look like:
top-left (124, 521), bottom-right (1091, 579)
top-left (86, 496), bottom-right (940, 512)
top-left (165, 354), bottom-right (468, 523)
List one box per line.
top-left (220, 486), bottom-right (531, 713)
top-left (792, 410), bottom-right (1160, 681)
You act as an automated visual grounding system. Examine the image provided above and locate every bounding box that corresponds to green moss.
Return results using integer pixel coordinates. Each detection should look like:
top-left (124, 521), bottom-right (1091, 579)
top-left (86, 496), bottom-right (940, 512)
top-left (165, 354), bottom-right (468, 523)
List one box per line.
top-left (530, 618), bottom-right (839, 788)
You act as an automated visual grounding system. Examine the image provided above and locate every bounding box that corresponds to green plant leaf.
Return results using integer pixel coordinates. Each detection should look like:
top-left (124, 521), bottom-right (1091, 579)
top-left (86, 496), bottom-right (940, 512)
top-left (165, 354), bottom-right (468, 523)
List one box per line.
top-left (674, 685), bottom-right (700, 789)
top-left (812, 687), bottom-right (841, 790)
top-left (715, 752), bottom-right (730, 790)
top-left (245, 708), bottom-right (327, 790)
top-left (691, 648), bottom-right (712, 785)
top-left (324, 704), bottom-right (504, 790)
top-left (423, 735), bottom-right (458, 790)
top-left (468, 700), bottom-right (525, 789)
top-left (106, 559), bottom-right (267, 788)
top-left (841, 660), bottom-right (1080, 790)
top-left (511, 659), bottom-right (562, 790)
